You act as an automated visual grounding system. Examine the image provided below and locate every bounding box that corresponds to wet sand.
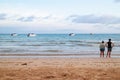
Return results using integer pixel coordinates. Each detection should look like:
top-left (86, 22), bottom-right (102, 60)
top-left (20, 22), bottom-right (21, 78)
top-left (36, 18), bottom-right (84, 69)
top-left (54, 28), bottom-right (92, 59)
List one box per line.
top-left (0, 57), bottom-right (120, 80)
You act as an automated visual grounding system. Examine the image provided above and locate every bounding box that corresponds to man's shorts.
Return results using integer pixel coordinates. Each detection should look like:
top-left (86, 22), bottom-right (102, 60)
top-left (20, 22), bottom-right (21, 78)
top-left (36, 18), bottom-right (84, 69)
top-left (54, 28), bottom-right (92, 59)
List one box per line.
top-left (108, 48), bottom-right (112, 51)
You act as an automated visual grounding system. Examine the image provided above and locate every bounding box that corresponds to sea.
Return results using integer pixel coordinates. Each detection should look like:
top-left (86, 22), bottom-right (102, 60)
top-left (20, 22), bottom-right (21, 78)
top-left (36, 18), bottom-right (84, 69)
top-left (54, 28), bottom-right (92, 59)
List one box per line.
top-left (0, 34), bottom-right (120, 58)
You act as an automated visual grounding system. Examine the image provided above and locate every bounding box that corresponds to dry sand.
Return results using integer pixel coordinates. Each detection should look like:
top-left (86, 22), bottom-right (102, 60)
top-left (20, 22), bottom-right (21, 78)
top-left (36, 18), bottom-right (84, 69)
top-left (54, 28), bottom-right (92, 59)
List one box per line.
top-left (0, 57), bottom-right (120, 80)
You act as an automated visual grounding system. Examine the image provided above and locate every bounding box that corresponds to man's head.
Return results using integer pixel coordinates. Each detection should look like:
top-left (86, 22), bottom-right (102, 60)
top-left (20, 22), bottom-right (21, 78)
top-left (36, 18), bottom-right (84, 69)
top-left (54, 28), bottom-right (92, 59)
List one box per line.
top-left (109, 39), bottom-right (111, 42)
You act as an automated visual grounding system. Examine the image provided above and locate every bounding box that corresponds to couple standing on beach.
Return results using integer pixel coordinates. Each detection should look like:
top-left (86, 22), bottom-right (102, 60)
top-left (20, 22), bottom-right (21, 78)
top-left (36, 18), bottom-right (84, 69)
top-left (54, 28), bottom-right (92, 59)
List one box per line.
top-left (99, 39), bottom-right (114, 58)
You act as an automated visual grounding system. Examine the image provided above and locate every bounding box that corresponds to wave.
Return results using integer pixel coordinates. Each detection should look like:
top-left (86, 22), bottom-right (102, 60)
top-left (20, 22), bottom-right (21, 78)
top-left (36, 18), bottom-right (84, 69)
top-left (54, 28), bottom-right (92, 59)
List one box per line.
top-left (0, 49), bottom-right (27, 53)
top-left (42, 50), bottom-right (63, 52)
top-left (0, 41), bottom-right (38, 42)
top-left (75, 43), bottom-right (93, 46)
top-left (68, 40), bottom-right (83, 42)
top-left (20, 44), bottom-right (41, 46)
top-left (68, 40), bottom-right (99, 44)
top-left (114, 45), bottom-right (120, 47)
top-left (86, 42), bottom-right (100, 44)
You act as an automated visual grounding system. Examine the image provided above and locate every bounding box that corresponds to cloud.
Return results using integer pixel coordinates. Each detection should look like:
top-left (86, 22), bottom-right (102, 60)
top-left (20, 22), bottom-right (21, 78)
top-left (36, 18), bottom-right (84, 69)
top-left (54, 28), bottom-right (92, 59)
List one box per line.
top-left (114, 0), bottom-right (120, 2)
top-left (0, 13), bottom-right (57, 23)
top-left (17, 15), bottom-right (53, 22)
top-left (17, 16), bottom-right (35, 22)
top-left (67, 14), bottom-right (120, 24)
top-left (42, 15), bottom-right (52, 19)
top-left (0, 13), bottom-right (7, 20)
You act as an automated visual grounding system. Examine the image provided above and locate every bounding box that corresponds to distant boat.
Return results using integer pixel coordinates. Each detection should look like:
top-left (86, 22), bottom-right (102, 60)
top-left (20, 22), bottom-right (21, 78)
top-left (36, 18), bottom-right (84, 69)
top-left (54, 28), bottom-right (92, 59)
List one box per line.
top-left (11, 33), bottom-right (18, 36)
top-left (69, 33), bottom-right (75, 36)
top-left (27, 33), bottom-right (36, 37)
top-left (90, 33), bottom-right (93, 35)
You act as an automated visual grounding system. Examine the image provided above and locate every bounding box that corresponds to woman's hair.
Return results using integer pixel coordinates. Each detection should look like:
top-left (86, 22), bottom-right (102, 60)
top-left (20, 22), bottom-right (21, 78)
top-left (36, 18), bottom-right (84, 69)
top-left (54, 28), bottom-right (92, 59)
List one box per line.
top-left (102, 41), bottom-right (104, 43)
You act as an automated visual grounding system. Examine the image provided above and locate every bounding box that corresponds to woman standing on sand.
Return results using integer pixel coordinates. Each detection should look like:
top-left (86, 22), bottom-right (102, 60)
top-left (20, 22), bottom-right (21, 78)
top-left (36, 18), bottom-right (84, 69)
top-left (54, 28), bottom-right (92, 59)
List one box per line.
top-left (99, 41), bottom-right (105, 58)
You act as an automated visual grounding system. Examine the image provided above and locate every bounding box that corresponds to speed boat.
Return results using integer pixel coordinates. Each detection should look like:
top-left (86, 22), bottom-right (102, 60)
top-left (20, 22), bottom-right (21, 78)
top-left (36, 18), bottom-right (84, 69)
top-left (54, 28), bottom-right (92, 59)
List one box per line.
top-left (11, 33), bottom-right (18, 36)
top-left (69, 33), bottom-right (75, 36)
top-left (27, 33), bottom-right (36, 37)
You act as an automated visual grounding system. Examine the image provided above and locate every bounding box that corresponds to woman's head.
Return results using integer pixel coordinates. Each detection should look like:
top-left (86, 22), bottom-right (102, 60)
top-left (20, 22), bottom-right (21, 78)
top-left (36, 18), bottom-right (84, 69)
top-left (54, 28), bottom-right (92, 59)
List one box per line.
top-left (102, 41), bottom-right (104, 43)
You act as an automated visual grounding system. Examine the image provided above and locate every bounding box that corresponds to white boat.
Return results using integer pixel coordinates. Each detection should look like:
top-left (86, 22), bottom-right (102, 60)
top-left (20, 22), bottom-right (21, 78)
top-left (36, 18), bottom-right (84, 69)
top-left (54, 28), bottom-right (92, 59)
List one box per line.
top-left (27, 33), bottom-right (36, 37)
top-left (11, 33), bottom-right (18, 36)
top-left (69, 33), bottom-right (75, 36)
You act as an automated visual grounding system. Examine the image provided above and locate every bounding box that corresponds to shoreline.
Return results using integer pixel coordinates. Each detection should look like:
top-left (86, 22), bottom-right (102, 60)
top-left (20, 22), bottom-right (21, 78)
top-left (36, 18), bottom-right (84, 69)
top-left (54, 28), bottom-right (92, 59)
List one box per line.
top-left (0, 53), bottom-right (120, 59)
top-left (0, 53), bottom-right (120, 56)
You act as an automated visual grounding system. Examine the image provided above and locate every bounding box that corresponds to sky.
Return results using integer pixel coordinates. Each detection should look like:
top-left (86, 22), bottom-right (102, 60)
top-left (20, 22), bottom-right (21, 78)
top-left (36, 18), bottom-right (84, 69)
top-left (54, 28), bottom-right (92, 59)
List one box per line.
top-left (0, 0), bottom-right (120, 33)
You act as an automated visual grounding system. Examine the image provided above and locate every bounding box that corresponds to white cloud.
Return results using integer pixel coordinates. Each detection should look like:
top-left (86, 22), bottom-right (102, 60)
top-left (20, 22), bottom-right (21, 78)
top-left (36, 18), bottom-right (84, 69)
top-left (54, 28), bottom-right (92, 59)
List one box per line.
top-left (0, 13), bottom-right (7, 20)
top-left (67, 15), bottom-right (120, 24)
top-left (17, 16), bottom-right (35, 22)
top-left (0, 13), bottom-right (62, 24)
top-left (114, 0), bottom-right (120, 2)
top-left (0, 13), bottom-right (120, 33)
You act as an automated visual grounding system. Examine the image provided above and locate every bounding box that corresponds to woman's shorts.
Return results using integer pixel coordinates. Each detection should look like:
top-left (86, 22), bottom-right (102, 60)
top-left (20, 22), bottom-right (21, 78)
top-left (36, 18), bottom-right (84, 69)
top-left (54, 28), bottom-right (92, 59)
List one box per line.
top-left (100, 48), bottom-right (105, 51)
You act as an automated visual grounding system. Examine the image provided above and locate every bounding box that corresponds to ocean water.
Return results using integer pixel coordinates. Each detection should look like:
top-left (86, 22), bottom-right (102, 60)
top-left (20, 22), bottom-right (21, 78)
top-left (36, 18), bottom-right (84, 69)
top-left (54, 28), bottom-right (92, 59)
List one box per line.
top-left (0, 34), bottom-right (120, 57)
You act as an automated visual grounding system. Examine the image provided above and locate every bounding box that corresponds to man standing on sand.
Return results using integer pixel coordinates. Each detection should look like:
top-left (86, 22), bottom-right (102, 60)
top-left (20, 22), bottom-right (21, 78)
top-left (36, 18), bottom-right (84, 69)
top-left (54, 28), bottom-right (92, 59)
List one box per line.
top-left (106, 39), bottom-right (114, 58)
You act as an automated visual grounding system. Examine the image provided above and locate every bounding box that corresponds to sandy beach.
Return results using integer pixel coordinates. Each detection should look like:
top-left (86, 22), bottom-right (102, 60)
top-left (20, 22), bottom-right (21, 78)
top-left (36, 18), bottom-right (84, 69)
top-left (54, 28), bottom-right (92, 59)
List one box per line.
top-left (0, 57), bottom-right (120, 80)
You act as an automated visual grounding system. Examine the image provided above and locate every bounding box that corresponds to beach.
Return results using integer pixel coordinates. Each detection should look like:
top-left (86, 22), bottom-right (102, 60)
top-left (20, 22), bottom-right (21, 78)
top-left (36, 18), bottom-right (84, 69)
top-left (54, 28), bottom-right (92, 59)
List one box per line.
top-left (0, 34), bottom-right (120, 80)
top-left (0, 57), bottom-right (120, 80)
top-left (1, 0), bottom-right (120, 79)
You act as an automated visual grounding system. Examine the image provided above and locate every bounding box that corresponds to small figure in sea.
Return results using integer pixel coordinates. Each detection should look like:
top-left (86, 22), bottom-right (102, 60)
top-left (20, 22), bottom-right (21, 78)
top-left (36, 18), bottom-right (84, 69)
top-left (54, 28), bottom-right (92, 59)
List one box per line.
top-left (105, 39), bottom-right (114, 58)
top-left (99, 41), bottom-right (105, 58)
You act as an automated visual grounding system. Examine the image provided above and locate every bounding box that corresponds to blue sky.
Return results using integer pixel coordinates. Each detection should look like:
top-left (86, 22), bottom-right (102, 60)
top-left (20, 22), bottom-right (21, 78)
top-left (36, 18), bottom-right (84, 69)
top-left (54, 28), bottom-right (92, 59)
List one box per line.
top-left (0, 0), bottom-right (120, 33)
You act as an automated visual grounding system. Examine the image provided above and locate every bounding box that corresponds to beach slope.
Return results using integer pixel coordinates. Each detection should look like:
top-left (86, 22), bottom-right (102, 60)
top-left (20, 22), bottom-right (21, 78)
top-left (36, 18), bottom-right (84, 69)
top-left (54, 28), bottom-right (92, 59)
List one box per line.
top-left (0, 58), bottom-right (120, 80)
